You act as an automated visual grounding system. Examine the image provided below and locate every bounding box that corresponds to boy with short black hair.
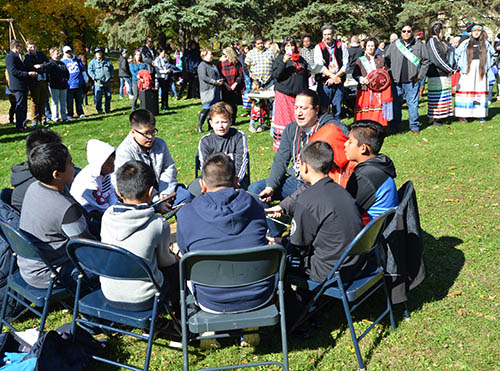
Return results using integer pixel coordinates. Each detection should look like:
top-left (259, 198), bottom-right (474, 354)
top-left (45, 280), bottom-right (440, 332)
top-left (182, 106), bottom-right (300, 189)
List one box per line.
top-left (344, 120), bottom-right (399, 224)
top-left (114, 109), bottom-right (193, 212)
top-left (100, 160), bottom-right (177, 310)
top-left (19, 143), bottom-right (94, 289)
top-left (280, 141), bottom-right (364, 283)
top-left (188, 102), bottom-right (249, 196)
top-left (10, 128), bottom-right (62, 212)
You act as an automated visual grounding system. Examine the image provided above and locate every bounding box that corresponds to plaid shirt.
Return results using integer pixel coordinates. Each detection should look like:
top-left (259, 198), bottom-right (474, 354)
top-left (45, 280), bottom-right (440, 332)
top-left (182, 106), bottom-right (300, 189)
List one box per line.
top-left (245, 48), bottom-right (275, 84)
top-left (300, 46), bottom-right (315, 66)
top-left (217, 60), bottom-right (243, 86)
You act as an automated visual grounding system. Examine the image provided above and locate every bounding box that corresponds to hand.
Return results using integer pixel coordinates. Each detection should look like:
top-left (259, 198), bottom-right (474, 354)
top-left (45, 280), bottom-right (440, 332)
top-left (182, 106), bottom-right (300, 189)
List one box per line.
top-left (282, 53), bottom-right (291, 63)
top-left (258, 187), bottom-right (274, 203)
top-left (265, 205), bottom-right (283, 218)
top-left (216, 79), bottom-right (224, 86)
top-left (332, 75), bottom-right (341, 84)
top-left (230, 82), bottom-right (238, 91)
top-left (266, 235), bottom-right (283, 245)
top-left (166, 69), bottom-right (171, 74)
top-left (34, 64), bottom-right (41, 69)
top-left (326, 78), bottom-right (335, 86)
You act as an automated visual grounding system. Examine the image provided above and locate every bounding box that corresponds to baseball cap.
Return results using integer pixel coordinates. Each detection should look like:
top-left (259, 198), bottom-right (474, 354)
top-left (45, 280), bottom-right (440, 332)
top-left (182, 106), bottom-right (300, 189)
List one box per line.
top-left (63, 46), bottom-right (72, 53)
top-left (94, 47), bottom-right (103, 53)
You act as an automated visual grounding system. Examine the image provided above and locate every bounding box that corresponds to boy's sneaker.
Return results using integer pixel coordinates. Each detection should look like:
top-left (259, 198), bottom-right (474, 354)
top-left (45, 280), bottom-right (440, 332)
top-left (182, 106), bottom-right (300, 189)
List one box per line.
top-left (41, 120), bottom-right (49, 127)
top-left (249, 126), bottom-right (257, 133)
top-left (199, 332), bottom-right (220, 350)
top-left (240, 328), bottom-right (260, 347)
top-left (256, 125), bottom-right (263, 133)
top-left (79, 114), bottom-right (86, 118)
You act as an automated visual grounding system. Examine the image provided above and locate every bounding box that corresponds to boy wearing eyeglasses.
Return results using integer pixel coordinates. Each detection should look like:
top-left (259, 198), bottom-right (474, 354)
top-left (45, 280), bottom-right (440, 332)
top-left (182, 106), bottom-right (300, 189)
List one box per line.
top-left (114, 109), bottom-right (194, 213)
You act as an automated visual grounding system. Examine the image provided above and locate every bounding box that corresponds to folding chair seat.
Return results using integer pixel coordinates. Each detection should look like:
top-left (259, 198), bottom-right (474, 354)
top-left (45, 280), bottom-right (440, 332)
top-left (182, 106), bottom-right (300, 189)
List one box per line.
top-left (0, 220), bottom-right (73, 338)
top-left (180, 245), bottom-right (288, 371)
top-left (66, 238), bottom-right (178, 371)
top-left (288, 209), bottom-right (397, 370)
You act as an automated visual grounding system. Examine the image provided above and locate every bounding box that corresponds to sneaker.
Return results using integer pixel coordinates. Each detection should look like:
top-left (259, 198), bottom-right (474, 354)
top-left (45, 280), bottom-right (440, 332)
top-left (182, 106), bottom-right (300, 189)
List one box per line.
top-left (256, 125), bottom-right (263, 133)
top-left (479, 118), bottom-right (486, 123)
top-left (41, 120), bottom-right (49, 127)
top-left (240, 328), bottom-right (260, 347)
top-left (119, 96), bottom-right (124, 99)
top-left (79, 114), bottom-right (86, 118)
top-left (249, 126), bottom-right (257, 133)
top-left (30, 121), bottom-right (37, 128)
top-left (199, 332), bottom-right (220, 350)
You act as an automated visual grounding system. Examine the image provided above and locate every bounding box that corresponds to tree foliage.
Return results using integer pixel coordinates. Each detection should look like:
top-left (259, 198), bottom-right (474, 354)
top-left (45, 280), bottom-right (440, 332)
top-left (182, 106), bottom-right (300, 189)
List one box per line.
top-left (0, 0), bottom-right (104, 53)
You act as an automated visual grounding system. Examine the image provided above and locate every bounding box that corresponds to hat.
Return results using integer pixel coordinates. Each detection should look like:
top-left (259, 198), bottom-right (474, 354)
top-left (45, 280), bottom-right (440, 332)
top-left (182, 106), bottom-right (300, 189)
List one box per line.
top-left (122, 48), bottom-right (128, 54)
top-left (465, 22), bottom-right (475, 32)
top-left (62, 46), bottom-right (72, 53)
top-left (94, 47), bottom-right (103, 54)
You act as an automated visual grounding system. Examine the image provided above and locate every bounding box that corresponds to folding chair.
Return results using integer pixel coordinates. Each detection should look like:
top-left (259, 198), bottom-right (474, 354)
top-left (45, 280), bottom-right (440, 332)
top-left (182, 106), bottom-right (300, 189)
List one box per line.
top-left (179, 245), bottom-right (288, 371)
top-left (66, 238), bottom-right (178, 371)
top-left (0, 220), bottom-right (73, 339)
top-left (288, 208), bottom-right (397, 370)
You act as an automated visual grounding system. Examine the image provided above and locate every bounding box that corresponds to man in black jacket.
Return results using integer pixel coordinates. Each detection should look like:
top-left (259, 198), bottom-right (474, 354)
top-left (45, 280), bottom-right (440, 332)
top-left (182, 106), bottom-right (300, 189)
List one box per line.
top-left (141, 37), bottom-right (156, 80)
top-left (24, 40), bottom-right (50, 127)
top-left (118, 49), bottom-right (133, 99)
top-left (5, 39), bottom-right (38, 132)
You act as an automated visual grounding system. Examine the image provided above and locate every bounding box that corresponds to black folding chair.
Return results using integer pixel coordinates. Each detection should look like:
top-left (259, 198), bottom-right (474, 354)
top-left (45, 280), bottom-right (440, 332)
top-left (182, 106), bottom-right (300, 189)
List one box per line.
top-left (66, 238), bottom-right (179, 371)
top-left (179, 245), bottom-right (289, 371)
top-left (288, 209), bottom-right (397, 370)
top-left (0, 220), bottom-right (73, 339)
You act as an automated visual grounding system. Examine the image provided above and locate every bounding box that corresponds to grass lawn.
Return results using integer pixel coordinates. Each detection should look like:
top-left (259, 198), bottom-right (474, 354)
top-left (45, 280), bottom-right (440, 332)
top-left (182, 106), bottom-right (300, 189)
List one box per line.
top-left (0, 86), bottom-right (499, 370)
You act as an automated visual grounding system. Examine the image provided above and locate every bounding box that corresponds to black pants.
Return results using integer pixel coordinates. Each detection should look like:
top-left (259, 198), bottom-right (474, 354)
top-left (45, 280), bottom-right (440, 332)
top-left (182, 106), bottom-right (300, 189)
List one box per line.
top-left (158, 78), bottom-right (170, 109)
top-left (13, 90), bottom-right (27, 129)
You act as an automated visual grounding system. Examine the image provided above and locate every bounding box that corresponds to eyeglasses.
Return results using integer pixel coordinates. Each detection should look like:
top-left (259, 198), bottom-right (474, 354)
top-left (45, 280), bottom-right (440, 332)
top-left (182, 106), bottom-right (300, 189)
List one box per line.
top-left (134, 128), bottom-right (158, 138)
top-left (401, 30), bottom-right (412, 34)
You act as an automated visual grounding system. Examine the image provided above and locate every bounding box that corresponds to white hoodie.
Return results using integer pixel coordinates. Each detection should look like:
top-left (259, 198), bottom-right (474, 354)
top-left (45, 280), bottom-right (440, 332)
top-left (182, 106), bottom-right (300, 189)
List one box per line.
top-left (71, 139), bottom-right (118, 213)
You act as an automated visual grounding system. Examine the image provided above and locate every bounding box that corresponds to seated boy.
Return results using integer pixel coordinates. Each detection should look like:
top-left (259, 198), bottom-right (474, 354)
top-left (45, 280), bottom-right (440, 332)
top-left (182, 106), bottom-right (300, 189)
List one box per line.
top-left (100, 160), bottom-right (177, 311)
top-left (188, 102), bottom-right (249, 197)
top-left (70, 139), bottom-right (117, 219)
top-left (344, 120), bottom-right (399, 224)
top-left (176, 153), bottom-right (271, 347)
top-left (19, 143), bottom-right (95, 289)
top-left (272, 141), bottom-right (365, 283)
top-left (10, 128), bottom-right (62, 212)
top-left (114, 109), bottom-right (193, 212)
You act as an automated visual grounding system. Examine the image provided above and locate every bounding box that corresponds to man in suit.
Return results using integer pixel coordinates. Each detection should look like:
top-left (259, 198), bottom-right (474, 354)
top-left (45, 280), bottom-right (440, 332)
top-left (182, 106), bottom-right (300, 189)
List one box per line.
top-left (141, 37), bottom-right (156, 80)
top-left (5, 39), bottom-right (38, 132)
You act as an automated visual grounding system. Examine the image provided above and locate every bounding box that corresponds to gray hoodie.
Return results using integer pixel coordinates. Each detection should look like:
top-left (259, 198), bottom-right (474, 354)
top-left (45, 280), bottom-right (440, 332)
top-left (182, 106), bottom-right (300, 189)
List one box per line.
top-left (100, 203), bottom-right (176, 304)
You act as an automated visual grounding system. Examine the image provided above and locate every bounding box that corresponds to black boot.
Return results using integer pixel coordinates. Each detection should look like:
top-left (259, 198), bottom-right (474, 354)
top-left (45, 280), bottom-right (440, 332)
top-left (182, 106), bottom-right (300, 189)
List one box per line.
top-left (197, 109), bottom-right (209, 133)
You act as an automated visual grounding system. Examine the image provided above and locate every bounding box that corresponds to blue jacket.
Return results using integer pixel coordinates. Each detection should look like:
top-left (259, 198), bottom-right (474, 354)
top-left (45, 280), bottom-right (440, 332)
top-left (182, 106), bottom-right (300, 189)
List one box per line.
top-left (61, 55), bottom-right (86, 89)
top-left (88, 57), bottom-right (114, 85)
top-left (5, 51), bottom-right (30, 91)
top-left (176, 188), bottom-right (274, 313)
top-left (129, 62), bottom-right (146, 83)
top-left (456, 38), bottom-right (495, 75)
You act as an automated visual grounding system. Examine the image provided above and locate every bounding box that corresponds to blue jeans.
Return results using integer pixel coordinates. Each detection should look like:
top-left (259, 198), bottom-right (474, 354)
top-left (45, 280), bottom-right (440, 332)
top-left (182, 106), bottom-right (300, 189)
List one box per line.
top-left (94, 83), bottom-right (111, 113)
top-left (317, 82), bottom-right (344, 119)
top-left (119, 77), bottom-right (132, 98)
top-left (248, 177), bottom-right (302, 237)
top-left (391, 81), bottom-right (421, 132)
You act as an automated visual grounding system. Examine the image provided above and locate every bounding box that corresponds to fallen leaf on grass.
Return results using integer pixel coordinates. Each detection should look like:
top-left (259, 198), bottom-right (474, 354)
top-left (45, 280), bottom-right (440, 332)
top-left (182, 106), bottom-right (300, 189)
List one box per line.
top-left (444, 199), bottom-right (460, 203)
top-left (448, 166), bottom-right (456, 170)
top-left (457, 309), bottom-right (464, 316)
top-left (447, 290), bottom-right (462, 298)
top-left (422, 137), bottom-right (428, 142)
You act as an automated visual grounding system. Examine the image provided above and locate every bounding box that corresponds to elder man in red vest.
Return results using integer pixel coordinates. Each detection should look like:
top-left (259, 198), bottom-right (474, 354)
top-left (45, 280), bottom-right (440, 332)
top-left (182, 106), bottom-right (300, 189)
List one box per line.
top-left (313, 24), bottom-right (349, 119)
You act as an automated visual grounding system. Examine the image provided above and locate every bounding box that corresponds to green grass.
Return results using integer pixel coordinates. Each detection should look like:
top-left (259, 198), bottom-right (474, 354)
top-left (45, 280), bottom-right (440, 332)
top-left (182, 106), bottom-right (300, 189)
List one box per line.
top-left (0, 91), bottom-right (499, 370)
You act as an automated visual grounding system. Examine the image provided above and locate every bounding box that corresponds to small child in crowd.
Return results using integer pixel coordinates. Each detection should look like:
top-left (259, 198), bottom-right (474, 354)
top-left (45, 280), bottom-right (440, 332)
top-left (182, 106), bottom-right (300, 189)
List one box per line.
top-left (19, 143), bottom-right (95, 289)
top-left (344, 120), bottom-right (399, 224)
top-left (100, 160), bottom-right (177, 311)
top-left (249, 79), bottom-right (266, 133)
top-left (70, 139), bottom-right (117, 219)
top-left (188, 102), bottom-right (249, 196)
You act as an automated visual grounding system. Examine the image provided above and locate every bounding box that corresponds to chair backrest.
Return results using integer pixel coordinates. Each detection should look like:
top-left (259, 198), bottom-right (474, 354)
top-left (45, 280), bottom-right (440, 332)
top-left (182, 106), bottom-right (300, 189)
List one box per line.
top-left (346, 208), bottom-right (396, 257)
top-left (0, 220), bottom-right (44, 261)
top-left (180, 245), bottom-right (286, 288)
top-left (66, 239), bottom-right (160, 289)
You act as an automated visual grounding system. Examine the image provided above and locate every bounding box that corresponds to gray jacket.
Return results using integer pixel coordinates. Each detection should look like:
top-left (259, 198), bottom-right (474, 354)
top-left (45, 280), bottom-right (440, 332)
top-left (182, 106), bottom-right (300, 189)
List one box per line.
top-left (384, 38), bottom-right (430, 84)
top-left (114, 133), bottom-right (178, 197)
top-left (198, 60), bottom-right (220, 105)
top-left (100, 203), bottom-right (176, 304)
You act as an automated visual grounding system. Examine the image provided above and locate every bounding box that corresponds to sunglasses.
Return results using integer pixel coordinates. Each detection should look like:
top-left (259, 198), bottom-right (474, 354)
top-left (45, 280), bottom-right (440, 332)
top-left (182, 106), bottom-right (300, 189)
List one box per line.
top-left (134, 128), bottom-right (158, 138)
top-left (401, 30), bottom-right (412, 34)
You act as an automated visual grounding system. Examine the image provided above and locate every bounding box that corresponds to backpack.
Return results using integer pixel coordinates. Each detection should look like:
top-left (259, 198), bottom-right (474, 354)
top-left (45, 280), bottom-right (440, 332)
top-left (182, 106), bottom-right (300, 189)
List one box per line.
top-left (137, 69), bottom-right (154, 91)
